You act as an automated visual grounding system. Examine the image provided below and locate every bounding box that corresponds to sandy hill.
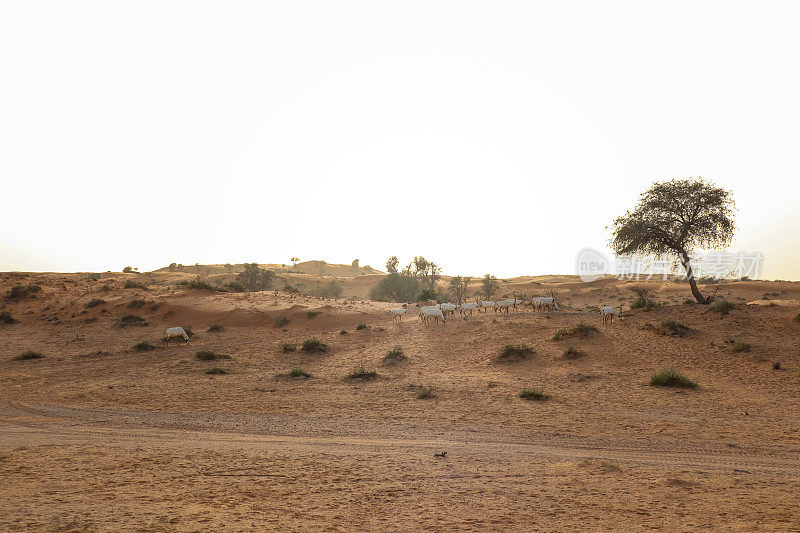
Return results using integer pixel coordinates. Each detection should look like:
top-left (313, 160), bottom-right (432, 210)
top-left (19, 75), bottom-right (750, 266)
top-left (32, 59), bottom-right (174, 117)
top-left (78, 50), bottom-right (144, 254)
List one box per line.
top-left (1, 270), bottom-right (799, 530)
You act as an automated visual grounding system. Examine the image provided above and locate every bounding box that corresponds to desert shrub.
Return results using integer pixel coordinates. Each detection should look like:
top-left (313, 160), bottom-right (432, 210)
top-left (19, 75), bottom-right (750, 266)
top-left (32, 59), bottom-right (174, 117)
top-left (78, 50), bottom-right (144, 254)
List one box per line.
top-left (115, 313), bottom-right (146, 327)
top-left (100, 284), bottom-right (112, 291)
top-left (726, 338), bottom-right (751, 353)
top-left (417, 386), bottom-right (436, 399)
top-left (356, 323), bottom-right (368, 330)
top-left (311, 280), bottom-right (343, 299)
top-left (383, 345), bottom-right (406, 363)
top-left (288, 367), bottom-right (310, 378)
top-left (301, 338), bottom-right (328, 353)
top-left (369, 273), bottom-right (420, 302)
top-left (306, 310), bottom-right (321, 318)
top-left (195, 350), bottom-right (229, 361)
top-left (552, 323), bottom-right (598, 341)
top-left (187, 277), bottom-right (216, 291)
top-left (414, 288), bottom-right (438, 302)
top-left (347, 366), bottom-right (377, 379)
top-left (14, 350), bottom-right (43, 360)
top-left (85, 298), bottom-right (106, 309)
top-left (340, 330), bottom-right (347, 335)
top-left (629, 287), bottom-right (659, 309)
top-left (283, 284), bottom-right (299, 294)
top-left (128, 299), bottom-right (147, 309)
top-left (123, 280), bottom-right (147, 290)
top-left (224, 281), bottom-right (245, 292)
top-left (519, 388), bottom-right (545, 400)
top-left (497, 344), bottom-right (533, 360)
top-left (123, 266), bottom-right (134, 273)
top-left (274, 316), bottom-right (289, 327)
top-left (205, 367), bottom-right (228, 375)
top-left (563, 345), bottom-right (583, 358)
top-left (649, 366), bottom-right (697, 388)
top-left (683, 298), bottom-right (696, 305)
top-left (773, 361), bottom-right (781, 370)
top-left (235, 263), bottom-right (275, 292)
top-left (7, 284), bottom-right (40, 299)
top-left (794, 312), bottom-right (800, 323)
top-left (207, 324), bottom-right (224, 332)
top-left (707, 300), bottom-right (735, 315)
top-left (87, 273), bottom-right (102, 280)
top-left (281, 343), bottom-right (297, 353)
top-left (134, 341), bottom-right (156, 351)
top-left (1, 311), bottom-right (19, 324)
top-left (654, 319), bottom-right (691, 337)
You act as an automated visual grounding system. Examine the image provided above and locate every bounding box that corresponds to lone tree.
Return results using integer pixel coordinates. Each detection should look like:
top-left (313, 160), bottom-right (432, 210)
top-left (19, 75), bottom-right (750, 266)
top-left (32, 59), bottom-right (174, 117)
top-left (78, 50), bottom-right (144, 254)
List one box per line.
top-left (610, 178), bottom-right (735, 304)
top-left (352, 258), bottom-right (359, 268)
top-left (449, 275), bottom-right (471, 305)
top-left (481, 274), bottom-right (499, 300)
top-left (235, 263), bottom-right (275, 292)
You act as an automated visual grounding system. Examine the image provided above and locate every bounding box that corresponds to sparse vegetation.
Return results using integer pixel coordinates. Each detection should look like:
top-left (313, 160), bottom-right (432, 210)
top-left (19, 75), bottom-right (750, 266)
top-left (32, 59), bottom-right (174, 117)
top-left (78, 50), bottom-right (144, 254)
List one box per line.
top-left (128, 299), bottom-right (147, 308)
top-left (7, 284), bottom-right (41, 300)
top-left (301, 338), bottom-right (328, 353)
top-left (417, 386), bottom-right (436, 399)
top-left (356, 323), bottom-right (368, 330)
top-left (794, 312), bottom-right (800, 323)
top-left (134, 341), bottom-right (156, 352)
top-left (207, 324), bottom-right (224, 332)
top-left (186, 277), bottom-right (216, 291)
top-left (205, 367), bottom-right (228, 375)
top-left (552, 323), bottom-right (598, 341)
top-left (347, 366), bottom-right (377, 380)
top-left (85, 298), bottom-right (106, 308)
top-left (123, 280), bottom-right (147, 290)
top-left (707, 300), bottom-right (735, 315)
top-left (274, 316), bottom-right (289, 327)
top-left (726, 338), bottom-right (751, 353)
top-left (14, 350), bottom-right (43, 361)
top-left (235, 263), bottom-right (275, 292)
top-left (563, 345), bottom-right (583, 358)
top-left (288, 368), bottom-right (310, 378)
top-left (369, 272), bottom-right (420, 302)
top-left (311, 280), bottom-right (343, 299)
top-left (115, 313), bottom-right (147, 327)
top-left (0, 311), bottom-right (19, 324)
top-left (497, 344), bottom-right (534, 360)
top-left (195, 350), bottom-right (229, 361)
top-left (629, 287), bottom-right (658, 309)
top-left (649, 366), bottom-right (697, 388)
top-left (281, 343), bottom-right (297, 353)
top-left (654, 319), bottom-right (691, 337)
top-left (306, 310), bottom-right (321, 318)
top-left (519, 388), bottom-right (545, 400)
top-left (383, 345), bottom-right (406, 363)
top-left (481, 274), bottom-right (499, 300)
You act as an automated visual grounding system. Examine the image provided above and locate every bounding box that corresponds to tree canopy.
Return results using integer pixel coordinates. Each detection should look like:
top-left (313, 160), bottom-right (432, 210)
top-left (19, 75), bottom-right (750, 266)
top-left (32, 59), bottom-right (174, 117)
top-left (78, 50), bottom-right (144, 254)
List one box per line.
top-left (610, 178), bottom-right (735, 303)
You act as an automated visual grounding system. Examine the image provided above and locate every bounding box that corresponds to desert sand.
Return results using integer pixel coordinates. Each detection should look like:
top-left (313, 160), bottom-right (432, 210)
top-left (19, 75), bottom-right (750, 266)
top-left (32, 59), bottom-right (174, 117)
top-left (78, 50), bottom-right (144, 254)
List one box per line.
top-left (1, 267), bottom-right (799, 531)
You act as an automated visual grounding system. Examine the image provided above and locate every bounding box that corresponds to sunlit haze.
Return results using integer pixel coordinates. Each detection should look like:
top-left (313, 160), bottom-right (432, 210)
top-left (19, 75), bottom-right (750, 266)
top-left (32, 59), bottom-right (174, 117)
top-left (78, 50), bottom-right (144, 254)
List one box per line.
top-left (2, 2), bottom-right (799, 279)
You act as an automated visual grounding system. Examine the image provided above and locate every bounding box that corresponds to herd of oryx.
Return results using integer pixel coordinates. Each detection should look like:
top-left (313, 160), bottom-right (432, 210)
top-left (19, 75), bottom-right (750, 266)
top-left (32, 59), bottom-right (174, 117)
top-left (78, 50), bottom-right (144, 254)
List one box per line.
top-left (390, 291), bottom-right (564, 325)
top-left (391, 292), bottom-right (624, 325)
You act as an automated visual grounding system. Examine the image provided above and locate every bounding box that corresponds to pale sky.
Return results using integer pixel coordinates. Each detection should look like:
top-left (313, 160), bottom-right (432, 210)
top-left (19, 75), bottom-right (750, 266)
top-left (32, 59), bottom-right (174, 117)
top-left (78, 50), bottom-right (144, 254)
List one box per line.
top-left (2, 2), bottom-right (799, 279)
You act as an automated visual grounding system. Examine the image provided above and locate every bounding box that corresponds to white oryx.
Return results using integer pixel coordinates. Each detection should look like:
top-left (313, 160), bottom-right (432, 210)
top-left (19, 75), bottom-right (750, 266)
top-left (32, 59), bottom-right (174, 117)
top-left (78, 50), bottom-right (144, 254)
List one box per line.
top-left (480, 301), bottom-right (496, 313)
top-left (459, 302), bottom-right (478, 317)
top-left (439, 303), bottom-right (458, 318)
top-left (601, 306), bottom-right (621, 324)
top-left (390, 308), bottom-right (408, 321)
top-left (533, 291), bottom-right (559, 312)
top-left (496, 299), bottom-right (513, 314)
top-left (163, 326), bottom-right (190, 343)
top-left (419, 306), bottom-right (446, 324)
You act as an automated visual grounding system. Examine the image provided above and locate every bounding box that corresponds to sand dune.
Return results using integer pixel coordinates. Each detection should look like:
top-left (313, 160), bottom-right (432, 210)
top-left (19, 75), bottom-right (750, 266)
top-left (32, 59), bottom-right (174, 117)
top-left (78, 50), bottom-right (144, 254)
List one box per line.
top-left (1, 271), bottom-right (799, 530)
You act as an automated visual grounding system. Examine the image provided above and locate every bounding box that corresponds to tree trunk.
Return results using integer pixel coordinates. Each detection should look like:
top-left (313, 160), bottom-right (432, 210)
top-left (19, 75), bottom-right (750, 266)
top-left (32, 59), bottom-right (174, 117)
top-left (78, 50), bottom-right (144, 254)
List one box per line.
top-left (678, 250), bottom-right (709, 304)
